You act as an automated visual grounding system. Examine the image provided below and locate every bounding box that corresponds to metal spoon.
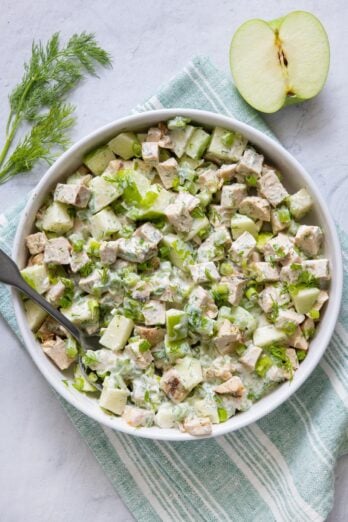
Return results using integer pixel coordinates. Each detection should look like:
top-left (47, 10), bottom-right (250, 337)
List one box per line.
top-left (0, 248), bottom-right (103, 390)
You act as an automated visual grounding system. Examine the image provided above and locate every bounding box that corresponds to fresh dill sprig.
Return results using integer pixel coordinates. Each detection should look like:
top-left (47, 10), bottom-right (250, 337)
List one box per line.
top-left (0, 32), bottom-right (112, 183)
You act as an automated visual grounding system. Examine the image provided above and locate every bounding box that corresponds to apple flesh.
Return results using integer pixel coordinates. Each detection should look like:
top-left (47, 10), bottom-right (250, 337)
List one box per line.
top-left (229, 11), bottom-right (330, 113)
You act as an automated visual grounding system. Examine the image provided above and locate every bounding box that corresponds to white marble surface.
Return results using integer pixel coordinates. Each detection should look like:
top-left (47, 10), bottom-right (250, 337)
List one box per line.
top-left (0, 0), bottom-right (347, 520)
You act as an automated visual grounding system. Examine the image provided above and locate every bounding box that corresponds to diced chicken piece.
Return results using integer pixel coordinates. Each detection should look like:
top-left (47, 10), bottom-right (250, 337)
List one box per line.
top-left (46, 281), bottom-right (66, 306)
top-left (28, 253), bottom-right (45, 266)
top-left (122, 406), bottom-right (154, 427)
top-left (295, 225), bottom-right (323, 256)
top-left (302, 259), bottom-right (330, 281)
top-left (70, 218), bottom-right (90, 239)
top-left (288, 326), bottom-right (309, 350)
top-left (135, 222), bottom-right (163, 245)
top-left (217, 163), bottom-right (238, 181)
top-left (214, 320), bottom-right (241, 354)
top-left (176, 192), bottom-right (200, 212)
top-left (258, 168), bottom-right (288, 207)
top-left (134, 326), bottom-right (165, 346)
top-left (214, 375), bottom-right (245, 396)
top-left (209, 205), bottom-right (234, 227)
top-left (54, 183), bottom-right (91, 208)
top-left (271, 209), bottom-right (288, 234)
top-left (42, 336), bottom-right (75, 370)
top-left (282, 247), bottom-right (304, 267)
top-left (155, 158), bottom-right (178, 189)
top-left (275, 309), bottom-right (305, 330)
top-left (236, 148), bottom-right (263, 176)
top-left (221, 276), bottom-right (247, 306)
top-left (117, 237), bottom-right (157, 263)
top-left (130, 280), bottom-right (152, 301)
top-left (286, 348), bottom-right (299, 370)
top-left (311, 290), bottom-right (329, 313)
top-left (189, 262), bottom-right (220, 284)
top-left (258, 285), bottom-right (290, 313)
top-left (239, 196), bottom-right (270, 222)
top-left (79, 270), bottom-right (102, 294)
top-left (264, 233), bottom-right (293, 262)
top-left (253, 262), bottom-right (280, 282)
top-left (198, 169), bottom-right (223, 193)
top-left (239, 345), bottom-right (262, 370)
top-left (220, 184), bottom-right (247, 209)
top-left (189, 286), bottom-right (218, 319)
top-left (126, 340), bottom-right (154, 370)
top-left (203, 356), bottom-right (237, 381)
top-left (44, 237), bottom-right (71, 265)
top-left (85, 349), bottom-right (118, 372)
top-left (66, 170), bottom-right (93, 186)
top-left (114, 259), bottom-right (136, 271)
top-left (250, 251), bottom-right (262, 263)
top-left (101, 159), bottom-right (125, 176)
top-left (26, 232), bottom-right (47, 255)
top-left (198, 227), bottom-right (232, 263)
top-left (230, 231), bottom-right (256, 262)
top-left (280, 264), bottom-right (302, 283)
top-left (158, 134), bottom-right (172, 149)
top-left (146, 127), bottom-right (162, 142)
top-left (143, 300), bottom-right (166, 325)
top-left (37, 317), bottom-right (68, 342)
top-left (301, 317), bottom-right (315, 339)
top-left (100, 241), bottom-right (119, 265)
top-left (182, 417), bottom-right (212, 436)
top-left (70, 251), bottom-right (90, 273)
top-left (160, 368), bottom-right (189, 403)
top-left (165, 201), bottom-right (193, 233)
top-left (142, 141), bottom-right (159, 163)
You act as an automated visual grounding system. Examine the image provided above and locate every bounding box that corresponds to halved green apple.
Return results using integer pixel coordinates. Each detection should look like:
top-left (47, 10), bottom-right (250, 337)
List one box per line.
top-left (229, 11), bottom-right (330, 113)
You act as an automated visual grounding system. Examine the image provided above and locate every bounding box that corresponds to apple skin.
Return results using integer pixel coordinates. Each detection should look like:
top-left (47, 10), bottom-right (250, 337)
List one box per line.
top-left (229, 11), bottom-right (330, 113)
top-left (268, 17), bottom-right (285, 31)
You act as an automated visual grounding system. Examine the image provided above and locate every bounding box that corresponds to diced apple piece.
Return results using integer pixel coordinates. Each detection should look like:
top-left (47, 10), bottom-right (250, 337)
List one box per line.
top-left (108, 132), bottom-right (141, 160)
top-left (231, 213), bottom-right (259, 239)
top-left (185, 128), bottom-right (211, 160)
top-left (292, 287), bottom-right (320, 314)
top-left (99, 387), bottom-right (128, 415)
top-left (253, 325), bottom-right (288, 347)
top-left (90, 208), bottom-right (121, 240)
top-left (168, 125), bottom-right (195, 158)
top-left (83, 146), bottom-right (115, 175)
top-left (42, 202), bottom-right (74, 234)
top-left (288, 189), bottom-right (313, 219)
top-left (89, 175), bottom-right (123, 214)
top-left (24, 300), bottom-right (48, 331)
top-left (100, 315), bottom-right (134, 351)
top-left (162, 234), bottom-right (193, 270)
top-left (207, 127), bottom-right (247, 163)
top-left (166, 309), bottom-right (188, 341)
top-left (21, 265), bottom-right (50, 295)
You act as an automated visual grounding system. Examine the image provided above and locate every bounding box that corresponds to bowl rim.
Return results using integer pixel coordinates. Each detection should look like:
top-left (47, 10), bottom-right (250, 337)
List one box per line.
top-left (12, 108), bottom-right (343, 441)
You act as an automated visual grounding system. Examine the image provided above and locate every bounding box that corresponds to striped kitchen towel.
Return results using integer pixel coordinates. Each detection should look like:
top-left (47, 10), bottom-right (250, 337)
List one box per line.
top-left (0, 56), bottom-right (347, 522)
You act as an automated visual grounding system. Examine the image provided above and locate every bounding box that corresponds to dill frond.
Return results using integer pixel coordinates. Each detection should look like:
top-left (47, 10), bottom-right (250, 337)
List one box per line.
top-left (0, 32), bottom-right (112, 183)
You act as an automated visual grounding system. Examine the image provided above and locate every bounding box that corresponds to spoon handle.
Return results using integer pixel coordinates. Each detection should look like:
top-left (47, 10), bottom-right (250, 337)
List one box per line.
top-left (0, 248), bottom-right (82, 342)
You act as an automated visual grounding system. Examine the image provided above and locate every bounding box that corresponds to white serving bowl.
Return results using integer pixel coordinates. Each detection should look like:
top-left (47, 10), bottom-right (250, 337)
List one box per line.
top-left (12, 109), bottom-right (343, 441)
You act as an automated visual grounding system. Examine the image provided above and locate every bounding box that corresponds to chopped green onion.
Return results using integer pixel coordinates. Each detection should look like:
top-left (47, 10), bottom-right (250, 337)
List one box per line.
top-left (221, 131), bottom-right (234, 147)
top-left (308, 309), bottom-right (320, 320)
top-left (218, 407), bottom-right (228, 422)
